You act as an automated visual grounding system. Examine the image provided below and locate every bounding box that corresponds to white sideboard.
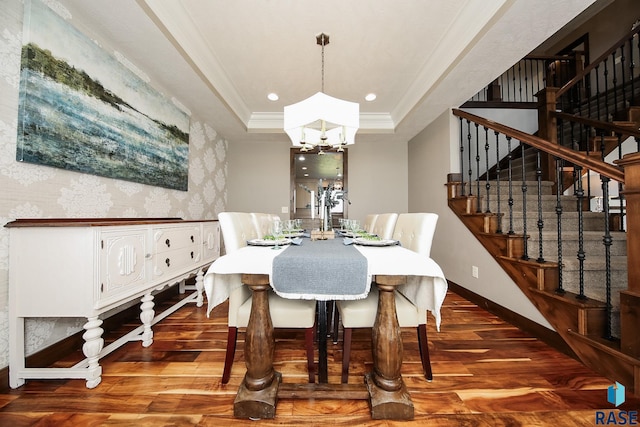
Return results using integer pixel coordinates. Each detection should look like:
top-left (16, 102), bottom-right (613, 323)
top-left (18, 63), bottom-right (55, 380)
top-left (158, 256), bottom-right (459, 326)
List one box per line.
top-left (6, 218), bottom-right (220, 389)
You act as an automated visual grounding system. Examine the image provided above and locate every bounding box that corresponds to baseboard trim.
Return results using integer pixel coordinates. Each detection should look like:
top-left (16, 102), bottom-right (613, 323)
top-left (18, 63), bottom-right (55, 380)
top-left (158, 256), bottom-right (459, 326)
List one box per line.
top-left (447, 281), bottom-right (578, 360)
top-left (0, 285), bottom-right (182, 393)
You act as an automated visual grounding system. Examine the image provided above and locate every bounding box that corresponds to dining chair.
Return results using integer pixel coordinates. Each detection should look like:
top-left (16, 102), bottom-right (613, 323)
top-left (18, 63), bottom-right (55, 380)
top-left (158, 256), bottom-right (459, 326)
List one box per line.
top-left (370, 213), bottom-right (398, 239)
top-left (362, 214), bottom-right (378, 234)
top-left (336, 212), bottom-right (439, 383)
top-left (250, 212), bottom-right (281, 238)
top-left (218, 212), bottom-right (317, 384)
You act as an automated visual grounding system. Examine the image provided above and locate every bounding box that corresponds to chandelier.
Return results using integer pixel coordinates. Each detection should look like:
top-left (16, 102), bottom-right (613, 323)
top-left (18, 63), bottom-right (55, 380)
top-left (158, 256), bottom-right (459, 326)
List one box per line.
top-left (284, 33), bottom-right (359, 153)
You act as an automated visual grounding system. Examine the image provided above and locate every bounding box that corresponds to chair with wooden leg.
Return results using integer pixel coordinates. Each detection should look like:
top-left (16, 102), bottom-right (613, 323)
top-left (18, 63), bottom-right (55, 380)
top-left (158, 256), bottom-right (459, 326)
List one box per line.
top-left (218, 212), bottom-right (317, 384)
top-left (336, 212), bottom-right (438, 383)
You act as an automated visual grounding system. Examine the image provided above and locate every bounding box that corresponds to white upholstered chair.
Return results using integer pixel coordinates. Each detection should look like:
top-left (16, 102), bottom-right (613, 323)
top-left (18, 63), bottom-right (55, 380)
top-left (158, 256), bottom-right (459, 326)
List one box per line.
top-left (362, 214), bottom-right (378, 234)
top-left (370, 213), bottom-right (398, 239)
top-left (336, 213), bottom-right (439, 383)
top-left (218, 212), bottom-right (317, 384)
top-left (251, 212), bottom-right (280, 238)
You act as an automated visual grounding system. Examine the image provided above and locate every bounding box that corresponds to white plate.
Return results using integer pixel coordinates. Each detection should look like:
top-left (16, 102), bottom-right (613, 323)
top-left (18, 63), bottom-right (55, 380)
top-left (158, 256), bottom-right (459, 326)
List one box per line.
top-left (353, 238), bottom-right (398, 247)
top-left (247, 238), bottom-right (291, 246)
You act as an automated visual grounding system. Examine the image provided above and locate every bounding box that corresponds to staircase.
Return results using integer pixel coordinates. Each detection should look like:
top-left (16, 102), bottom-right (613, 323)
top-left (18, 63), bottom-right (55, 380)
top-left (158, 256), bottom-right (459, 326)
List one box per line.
top-left (448, 23), bottom-right (640, 395)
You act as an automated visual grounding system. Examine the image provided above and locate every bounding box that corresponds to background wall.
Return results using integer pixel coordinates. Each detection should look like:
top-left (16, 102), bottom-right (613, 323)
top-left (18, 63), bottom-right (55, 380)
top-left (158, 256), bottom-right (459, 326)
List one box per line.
top-left (0, 1), bottom-right (228, 370)
top-left (226, 139), bottom-right (409, 223)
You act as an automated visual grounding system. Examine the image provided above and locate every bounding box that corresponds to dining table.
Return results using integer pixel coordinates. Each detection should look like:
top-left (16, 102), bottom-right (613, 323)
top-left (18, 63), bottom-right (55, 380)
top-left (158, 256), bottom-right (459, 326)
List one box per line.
top-left (204, 233), bottom-right (447, 420)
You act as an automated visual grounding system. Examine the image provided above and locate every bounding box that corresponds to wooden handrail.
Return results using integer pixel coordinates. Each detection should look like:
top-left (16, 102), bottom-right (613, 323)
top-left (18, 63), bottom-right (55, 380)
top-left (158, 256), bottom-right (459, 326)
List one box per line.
top-left (553, 111), bottom-right (640, 139)
top-left (557, 25), bottom-right (640, 98)
top-left (452, 108), bottom-right (625, 182)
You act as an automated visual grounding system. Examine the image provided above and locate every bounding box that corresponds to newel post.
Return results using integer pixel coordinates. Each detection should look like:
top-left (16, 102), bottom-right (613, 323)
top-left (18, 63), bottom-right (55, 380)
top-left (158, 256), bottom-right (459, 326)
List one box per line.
top-left (536, 87), bottom-right (559, 185)
top-left (614, 153), bottom-right (640, 359)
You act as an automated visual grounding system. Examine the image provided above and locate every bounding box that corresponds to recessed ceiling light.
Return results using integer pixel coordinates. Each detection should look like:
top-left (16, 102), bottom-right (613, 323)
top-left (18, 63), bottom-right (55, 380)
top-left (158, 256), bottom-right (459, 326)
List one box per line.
top-left (299, 155), bottom-right (305, 161)
top-left (302, 166), bottom-right (307, 170)
top-left (304, 173), bottom-right (309, 177)
top-left (365, 93), bottom-right (377, 101)
top-left (267, 93), bottom-right (279, 101)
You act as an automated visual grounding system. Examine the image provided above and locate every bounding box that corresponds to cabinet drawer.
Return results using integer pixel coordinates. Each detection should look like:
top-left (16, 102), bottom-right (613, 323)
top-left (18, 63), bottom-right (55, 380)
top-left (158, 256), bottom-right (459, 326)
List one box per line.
top-left (153, 225), bottom-right (201, 254)
top-left (153, 246), bottom-right (202, 277)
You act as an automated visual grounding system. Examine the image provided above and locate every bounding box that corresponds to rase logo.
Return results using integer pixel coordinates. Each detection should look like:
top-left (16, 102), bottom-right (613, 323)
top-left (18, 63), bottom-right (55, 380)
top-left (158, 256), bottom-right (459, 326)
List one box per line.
top-left (595, 382), bottom-right (638, 425)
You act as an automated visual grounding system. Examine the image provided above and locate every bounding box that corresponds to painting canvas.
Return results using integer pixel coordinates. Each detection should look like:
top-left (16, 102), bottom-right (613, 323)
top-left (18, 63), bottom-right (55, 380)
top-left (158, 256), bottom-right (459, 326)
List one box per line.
top-left (16, 0), bottom-right (190, 191)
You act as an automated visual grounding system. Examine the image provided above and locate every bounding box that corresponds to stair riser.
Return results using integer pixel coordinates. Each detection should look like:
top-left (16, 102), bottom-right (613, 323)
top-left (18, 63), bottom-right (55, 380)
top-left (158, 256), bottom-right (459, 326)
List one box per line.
top-left (465, 181), bottom-right (554, 196)
top-left (559, 270), bottom-right (627, 304)
top-left (527, 238), bottom-right (628, 258)
top-left (485, 196), bottom-right (576, 213)
top-left (501, 214), bottom-right (606, 234)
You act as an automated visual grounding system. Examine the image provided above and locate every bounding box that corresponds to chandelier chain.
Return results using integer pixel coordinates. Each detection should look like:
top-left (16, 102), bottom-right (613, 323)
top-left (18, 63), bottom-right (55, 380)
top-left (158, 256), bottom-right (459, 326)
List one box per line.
top-left (320, 34), bottom-right (325, 93)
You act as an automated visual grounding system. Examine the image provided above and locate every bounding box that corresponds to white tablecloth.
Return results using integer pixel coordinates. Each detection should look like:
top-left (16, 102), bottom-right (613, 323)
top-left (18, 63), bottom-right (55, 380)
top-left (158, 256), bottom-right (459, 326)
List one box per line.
top-left (204, 242), bottom-right (448, 329)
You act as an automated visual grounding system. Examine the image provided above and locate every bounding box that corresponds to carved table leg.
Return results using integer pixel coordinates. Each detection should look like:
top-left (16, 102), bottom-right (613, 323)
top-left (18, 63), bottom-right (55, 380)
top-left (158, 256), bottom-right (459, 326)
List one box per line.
top-left (140, 292), bottom-right (155, 347)
top-left (366, 275), bottom-right (414, 420)
top-left (234, 274), bottom-right (280, 419)
top-left (82, 316), bottom-right (104, 389)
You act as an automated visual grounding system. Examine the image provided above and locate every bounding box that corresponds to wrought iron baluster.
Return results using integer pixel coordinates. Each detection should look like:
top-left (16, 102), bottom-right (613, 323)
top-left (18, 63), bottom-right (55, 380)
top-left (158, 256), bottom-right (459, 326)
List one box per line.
top-left (484, 127), bottom-right (491, 213)
top-left (631, 35), bottom-right (636, 101)
top-left (536, 149), bottom-right (545, 262)
top-left (555, 157), bottom-right (565, 294)
top-left (520, 143), bottom-right (529, 260)
top-left (575, 165), bottom-right (587, 300)
top-left (604, 59), bottom-right (610, 121)
top-left (507, 137), bottom-right (515, 234)
top-left (620, 45), bottom-right (627, 108)
top-left (611, 52), bottom-right (618, 118)
top-left (495, 131), bottom-right (503, 234)
top-left (601, 172), bottom-right (613, 340)
top-left (518, 61), bottom-right (523, 102)
top-left (595, 64), bottom-right (602, 121)
top-left (617, 133), bottom-right (626, 232)
top-left (475, 123), bottom-right (481, 213)
top-left (467, 120), bottom-right (473, 197)
top-left (459, 117), bottom-right (466, 196)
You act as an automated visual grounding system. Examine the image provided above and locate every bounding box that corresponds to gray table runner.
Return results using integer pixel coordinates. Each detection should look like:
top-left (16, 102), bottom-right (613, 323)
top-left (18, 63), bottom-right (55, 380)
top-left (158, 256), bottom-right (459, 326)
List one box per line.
top-left (271, 238), bottom-right (369, 300)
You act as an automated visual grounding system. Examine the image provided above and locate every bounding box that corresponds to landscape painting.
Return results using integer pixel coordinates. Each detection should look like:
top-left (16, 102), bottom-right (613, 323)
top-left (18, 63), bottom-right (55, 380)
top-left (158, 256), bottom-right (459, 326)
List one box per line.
top-left (16, 0), bottom-right (190, 191)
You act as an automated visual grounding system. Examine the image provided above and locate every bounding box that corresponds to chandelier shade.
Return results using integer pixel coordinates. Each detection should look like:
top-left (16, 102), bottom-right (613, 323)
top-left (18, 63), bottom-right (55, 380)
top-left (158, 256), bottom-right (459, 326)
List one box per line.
top-left (284, 33), bottom-right (360, 151)
top-left (284, 92), bottom-right (359, 149)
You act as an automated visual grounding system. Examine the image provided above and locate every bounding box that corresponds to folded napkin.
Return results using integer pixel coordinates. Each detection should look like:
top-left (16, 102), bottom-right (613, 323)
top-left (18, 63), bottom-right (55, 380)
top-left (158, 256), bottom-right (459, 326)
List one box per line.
top-left (343, 237), bottom-right (354, 245)
top-left (290, 237), bottom-right (303, 245)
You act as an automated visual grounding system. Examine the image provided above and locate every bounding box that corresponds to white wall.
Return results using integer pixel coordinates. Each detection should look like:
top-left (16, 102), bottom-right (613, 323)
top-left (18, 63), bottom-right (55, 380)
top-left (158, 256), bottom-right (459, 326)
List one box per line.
top-left (408, 109), bottom-right (553, 328)
top-left (227, 139), bottom-right (409, 223)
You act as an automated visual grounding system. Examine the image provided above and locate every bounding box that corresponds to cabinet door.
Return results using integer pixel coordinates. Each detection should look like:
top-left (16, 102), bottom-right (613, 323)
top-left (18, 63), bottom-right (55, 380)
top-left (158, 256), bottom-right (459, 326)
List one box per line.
top-left (98, 229), bottom-right (148, 307)
top-left (202, 222), bottom-right (220, 261)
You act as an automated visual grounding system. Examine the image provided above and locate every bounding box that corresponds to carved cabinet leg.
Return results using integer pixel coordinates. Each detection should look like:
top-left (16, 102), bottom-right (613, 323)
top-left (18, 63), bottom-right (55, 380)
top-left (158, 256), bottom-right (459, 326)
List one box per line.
top-left (366, 275), bottom-right (414, 420)
top-left (234, 274), bottom-right (280, 419)
top-left (82, 316), bottom-right (104, 389)
top-left (139, 292), bottom-right (155, 347)
top-left (195, 269), bottom-right (205, 307)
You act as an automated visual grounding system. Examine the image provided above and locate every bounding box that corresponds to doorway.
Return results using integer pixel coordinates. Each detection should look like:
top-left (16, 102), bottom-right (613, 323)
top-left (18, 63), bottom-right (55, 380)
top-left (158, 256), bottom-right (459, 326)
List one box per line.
top-left (290, 148), bottom-right (348, 230)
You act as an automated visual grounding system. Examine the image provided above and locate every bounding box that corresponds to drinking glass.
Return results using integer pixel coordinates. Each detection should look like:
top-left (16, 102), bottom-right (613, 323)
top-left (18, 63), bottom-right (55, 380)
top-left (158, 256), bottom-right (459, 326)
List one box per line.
top-left (295, 219), bottom-right (303, 230)
top-left (271, 220), bottom-right (283, 250)
top-left (284, 219), bottom-right (295, 235)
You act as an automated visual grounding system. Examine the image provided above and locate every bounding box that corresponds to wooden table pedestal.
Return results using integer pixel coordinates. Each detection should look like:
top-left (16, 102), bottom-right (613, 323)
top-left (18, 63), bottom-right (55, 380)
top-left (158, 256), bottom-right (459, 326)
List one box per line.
top-left (233, 273), bottom-right (413, 421)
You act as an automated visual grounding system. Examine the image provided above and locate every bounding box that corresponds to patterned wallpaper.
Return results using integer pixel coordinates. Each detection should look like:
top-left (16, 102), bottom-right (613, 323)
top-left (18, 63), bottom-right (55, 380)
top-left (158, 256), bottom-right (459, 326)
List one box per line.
top-left (0, 1), bottom-right (227, 369)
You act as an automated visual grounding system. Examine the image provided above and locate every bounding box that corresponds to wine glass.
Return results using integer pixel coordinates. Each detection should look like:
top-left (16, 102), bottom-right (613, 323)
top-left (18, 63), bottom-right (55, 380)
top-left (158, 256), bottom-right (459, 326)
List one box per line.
top-left (271, 220), bottom-right (283, 250)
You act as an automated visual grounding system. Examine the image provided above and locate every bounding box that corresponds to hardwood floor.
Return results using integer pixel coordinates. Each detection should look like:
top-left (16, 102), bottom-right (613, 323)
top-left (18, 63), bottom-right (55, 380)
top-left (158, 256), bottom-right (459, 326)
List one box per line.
top-left (1, 288), bottom-right (638, 426)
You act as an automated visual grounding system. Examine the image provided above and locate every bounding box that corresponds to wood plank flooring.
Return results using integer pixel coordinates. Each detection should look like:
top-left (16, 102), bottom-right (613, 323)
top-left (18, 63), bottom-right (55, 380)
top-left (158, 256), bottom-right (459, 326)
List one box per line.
top-left (1, 288), bottom-right (638, 426)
